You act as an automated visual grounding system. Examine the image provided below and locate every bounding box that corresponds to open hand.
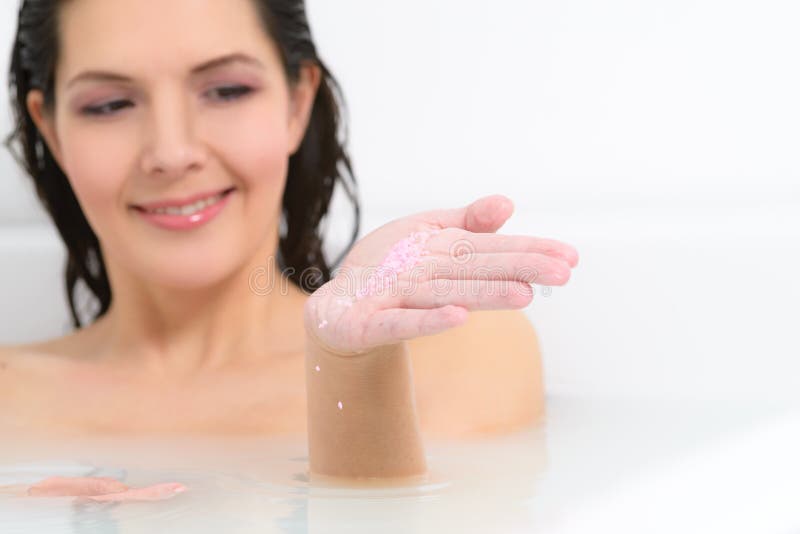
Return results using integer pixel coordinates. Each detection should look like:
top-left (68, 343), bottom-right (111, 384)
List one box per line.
top-left (26, 476), bottom-right (186, 502)
top-left (304, 194), bottom-right (579, 356)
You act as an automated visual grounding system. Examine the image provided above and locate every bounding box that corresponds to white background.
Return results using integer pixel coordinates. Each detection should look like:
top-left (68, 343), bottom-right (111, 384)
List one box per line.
top-left (1, 0), bottom-right (798, 400)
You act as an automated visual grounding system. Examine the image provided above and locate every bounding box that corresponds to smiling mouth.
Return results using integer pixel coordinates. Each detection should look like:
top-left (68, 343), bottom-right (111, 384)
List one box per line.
top-left (131, 187), bottom-right (236, 216)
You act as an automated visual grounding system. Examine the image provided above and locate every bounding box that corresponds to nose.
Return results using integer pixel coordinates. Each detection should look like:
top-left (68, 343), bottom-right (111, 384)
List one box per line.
top-left (140, 89), bottom-right (208, 180)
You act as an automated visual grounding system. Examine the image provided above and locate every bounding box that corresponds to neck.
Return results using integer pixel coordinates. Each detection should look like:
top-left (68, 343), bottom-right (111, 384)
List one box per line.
top-left (94, 238), bottom-right (307, 379)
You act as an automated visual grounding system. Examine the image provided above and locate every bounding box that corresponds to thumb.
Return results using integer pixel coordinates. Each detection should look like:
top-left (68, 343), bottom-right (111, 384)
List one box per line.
top-left (435, 194), bottom-right (515, 233)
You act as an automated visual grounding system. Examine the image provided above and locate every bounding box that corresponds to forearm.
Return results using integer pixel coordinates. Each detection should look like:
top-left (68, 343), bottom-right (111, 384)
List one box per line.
top-left (305, 335), bottom-right (427, 479)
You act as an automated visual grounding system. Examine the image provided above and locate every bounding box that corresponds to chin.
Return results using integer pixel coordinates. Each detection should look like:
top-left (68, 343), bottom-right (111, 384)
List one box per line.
top-left (104, 220), bottom-right (266, 292)
top-left (125, 248), bottom-right (246, 292)
top-left (151, 267), bottom-right (242, 293)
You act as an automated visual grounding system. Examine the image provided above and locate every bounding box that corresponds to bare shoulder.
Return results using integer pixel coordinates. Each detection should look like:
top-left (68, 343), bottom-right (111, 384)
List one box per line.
top-left (0, 343), bottom-right (29, 404)
top-left (0, 344), bottom-right (11, 371)
top-left (0, 336), bottom-right (78, 402)
top-left (408, 309), bottom-right (545, 439)
top-left (0, 341), bottom-right (39, 377)
top-left (0, 343), bottom-right (29, 375)
top-left (0, 336), bottom-right (74, 366)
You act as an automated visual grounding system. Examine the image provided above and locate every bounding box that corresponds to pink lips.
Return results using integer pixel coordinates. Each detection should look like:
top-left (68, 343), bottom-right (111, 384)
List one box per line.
top-left (131, 187), bottom-right (235, 231)
top-left (133, 187), bottom-right (233, 211)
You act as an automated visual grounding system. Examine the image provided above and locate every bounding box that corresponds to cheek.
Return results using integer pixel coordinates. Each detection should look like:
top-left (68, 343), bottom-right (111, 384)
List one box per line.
top-left (208, 105), bottom-right (291, 194)
top-left (57, 129), bottom-right (133, 238)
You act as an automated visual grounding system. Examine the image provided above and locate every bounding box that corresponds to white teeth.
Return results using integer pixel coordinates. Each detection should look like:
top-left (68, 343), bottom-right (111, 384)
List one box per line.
top-left (148, 192), bottom-right (226, 216)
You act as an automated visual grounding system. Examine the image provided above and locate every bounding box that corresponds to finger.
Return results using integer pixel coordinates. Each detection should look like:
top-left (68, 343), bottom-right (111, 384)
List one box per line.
top-left (429, 228), bottom-right (580, 267)
top-left (27, 476), bottom-right (129, 497)
top-left (87, 482), bottom-right (187, 502)
top-left (394, 279), bottom-right (534, 311)
top-left (422, 194), bottom-right (515, 234)
top-left (420, 252), bottom-right (571, 285)
top-left (358, 305), bottom-right (469, 348)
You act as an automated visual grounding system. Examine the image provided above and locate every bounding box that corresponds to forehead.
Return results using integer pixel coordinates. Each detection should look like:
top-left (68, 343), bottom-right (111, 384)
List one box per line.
top-left (57, 0), bottom-right (279, 83)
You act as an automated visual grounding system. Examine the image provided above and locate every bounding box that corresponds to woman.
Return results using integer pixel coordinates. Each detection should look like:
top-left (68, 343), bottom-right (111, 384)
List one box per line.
top-left (0, 0), bottom-right (578, 496)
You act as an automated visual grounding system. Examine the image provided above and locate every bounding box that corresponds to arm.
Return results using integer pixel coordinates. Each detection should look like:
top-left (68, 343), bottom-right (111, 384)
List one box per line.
top-left (305, 337), bottom-right (427, 479)
top-left (302, 194), bottom-right (578, 480)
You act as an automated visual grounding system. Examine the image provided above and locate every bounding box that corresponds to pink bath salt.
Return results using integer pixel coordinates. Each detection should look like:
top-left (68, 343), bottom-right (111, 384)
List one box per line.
top-left (336, 298), bottom-right (353, 308)
top-left (337, 401), bottom-right (343, 410)
top-left (318, 319), bottom-right (328, 329)
top-left (315, 364), bottom-right (320, 372)
top-left (356, 229), bottom-right (439, 300)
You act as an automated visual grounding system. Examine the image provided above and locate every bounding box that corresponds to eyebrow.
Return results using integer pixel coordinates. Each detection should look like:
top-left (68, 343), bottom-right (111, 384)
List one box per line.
top-left (65, 52), bottom-right (264, 89)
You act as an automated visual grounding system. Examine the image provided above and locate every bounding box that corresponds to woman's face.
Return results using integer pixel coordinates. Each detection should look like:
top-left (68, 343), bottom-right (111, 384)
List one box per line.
top-left (27, 0), bottom-right (320, 290)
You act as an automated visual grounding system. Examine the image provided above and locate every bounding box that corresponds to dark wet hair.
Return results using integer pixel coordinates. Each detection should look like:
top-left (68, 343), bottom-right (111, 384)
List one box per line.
top-left (4, 0), bottom-right (360, 328)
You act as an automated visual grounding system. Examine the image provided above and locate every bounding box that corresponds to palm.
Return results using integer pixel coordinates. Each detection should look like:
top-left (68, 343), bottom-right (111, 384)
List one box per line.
top-left (303, 195), bottom-right (579, 356)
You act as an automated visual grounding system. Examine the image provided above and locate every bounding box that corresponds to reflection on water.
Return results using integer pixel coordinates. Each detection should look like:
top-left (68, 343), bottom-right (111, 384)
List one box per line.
top-left (0, 421), bottom-right (548, 534)
top-left (0, 396), bottom-right (796, 533)
top-left (0, 422), bottom-right (545, 534)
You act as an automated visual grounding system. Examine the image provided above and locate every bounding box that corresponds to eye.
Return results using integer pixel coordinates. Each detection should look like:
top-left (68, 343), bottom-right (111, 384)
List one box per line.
top-left (80, 85), bottom-right (254, 116)
top-left (207, 85), bottom-right (253, 102)
top-left (81, 100), bottom-right (133, 116)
